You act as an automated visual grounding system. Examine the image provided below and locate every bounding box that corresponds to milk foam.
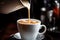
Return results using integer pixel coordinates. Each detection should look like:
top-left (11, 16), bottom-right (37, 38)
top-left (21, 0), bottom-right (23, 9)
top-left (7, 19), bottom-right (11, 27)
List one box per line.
top-left (17, 19), bottom-right (41, 25)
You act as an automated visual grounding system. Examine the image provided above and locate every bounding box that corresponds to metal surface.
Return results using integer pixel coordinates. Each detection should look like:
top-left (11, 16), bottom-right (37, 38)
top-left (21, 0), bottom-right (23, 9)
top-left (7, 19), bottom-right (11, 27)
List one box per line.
top-left (20, 0), bottom-right (30, 8)
top-left (0, 0), bottom-right (24, 14)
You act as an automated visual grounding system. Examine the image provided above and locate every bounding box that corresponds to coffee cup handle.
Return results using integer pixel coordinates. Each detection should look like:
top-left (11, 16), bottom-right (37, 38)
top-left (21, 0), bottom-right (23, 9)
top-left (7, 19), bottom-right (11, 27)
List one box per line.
top-left (39, 25), bottom-right (46, 34)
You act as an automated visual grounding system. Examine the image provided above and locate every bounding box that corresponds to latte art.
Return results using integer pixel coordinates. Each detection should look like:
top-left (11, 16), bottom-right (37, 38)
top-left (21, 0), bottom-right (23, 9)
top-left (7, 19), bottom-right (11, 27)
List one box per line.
top-left (19, 20), bottom-right (38, 24)
top-left (18, 19), bottom-right (40, 24)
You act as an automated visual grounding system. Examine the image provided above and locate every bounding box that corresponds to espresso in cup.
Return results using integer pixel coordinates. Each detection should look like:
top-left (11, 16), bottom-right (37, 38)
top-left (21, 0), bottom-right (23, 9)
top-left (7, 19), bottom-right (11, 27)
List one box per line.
top-left (17, 18), bottom-right (46, 40)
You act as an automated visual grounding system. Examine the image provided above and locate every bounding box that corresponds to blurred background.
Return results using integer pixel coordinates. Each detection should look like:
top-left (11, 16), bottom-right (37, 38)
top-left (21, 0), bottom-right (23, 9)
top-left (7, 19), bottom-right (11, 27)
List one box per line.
top-left (0, 0), bottom-right (60, 40)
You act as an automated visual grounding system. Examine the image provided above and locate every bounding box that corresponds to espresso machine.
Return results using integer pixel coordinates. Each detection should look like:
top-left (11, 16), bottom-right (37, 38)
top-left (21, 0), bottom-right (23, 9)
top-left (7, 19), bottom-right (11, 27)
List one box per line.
top-left (30, 0), bottom-right (60, 40)
top-left (31, 0), bottom-right (59, 33)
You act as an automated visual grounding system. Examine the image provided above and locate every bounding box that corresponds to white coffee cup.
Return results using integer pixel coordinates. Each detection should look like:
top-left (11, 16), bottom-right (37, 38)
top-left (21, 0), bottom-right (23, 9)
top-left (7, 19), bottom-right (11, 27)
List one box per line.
top-left (17, 18), bottom-right (46, 40)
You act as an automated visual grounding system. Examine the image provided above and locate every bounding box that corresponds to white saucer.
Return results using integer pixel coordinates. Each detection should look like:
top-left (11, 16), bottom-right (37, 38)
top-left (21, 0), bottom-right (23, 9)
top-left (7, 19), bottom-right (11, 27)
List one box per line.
top-left (12, 32), bottom-right (44, 40)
